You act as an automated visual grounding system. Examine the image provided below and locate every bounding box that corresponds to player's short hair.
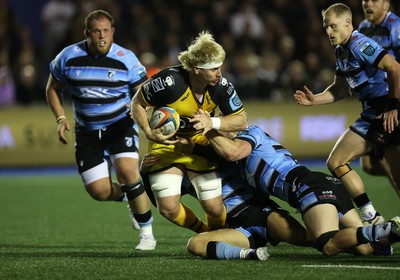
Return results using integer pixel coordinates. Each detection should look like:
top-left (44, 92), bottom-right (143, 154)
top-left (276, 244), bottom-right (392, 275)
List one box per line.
top-left (178, 31), bottom-right (226, 71)
top-left (84, 10), bottom-right (114, 30)
top-left (322, 3), bottom-right (352, 20)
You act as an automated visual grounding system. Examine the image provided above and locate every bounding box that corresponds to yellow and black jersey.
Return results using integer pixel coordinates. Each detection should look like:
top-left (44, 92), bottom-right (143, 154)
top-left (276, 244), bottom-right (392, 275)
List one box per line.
top-left (139, 65), bottom-right (245, 139)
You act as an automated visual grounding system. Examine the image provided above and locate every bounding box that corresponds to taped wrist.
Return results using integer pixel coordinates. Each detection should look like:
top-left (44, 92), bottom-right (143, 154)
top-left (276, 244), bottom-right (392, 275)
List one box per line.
top-left (121, 181), bottom-right (145, 200)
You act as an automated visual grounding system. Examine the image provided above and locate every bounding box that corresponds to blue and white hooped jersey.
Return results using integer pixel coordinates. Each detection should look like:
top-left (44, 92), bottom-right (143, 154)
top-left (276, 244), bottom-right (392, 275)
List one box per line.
top-left (50, 41), bottom-right (147, 130)
top-left (235, 125), bottom-right (302, 202)
top-left (335, 30), bottom-right (388, 102)
top-left (219, 164), bottom-right (256, 215)
top-left (358, 11), bottom-right (400, 62)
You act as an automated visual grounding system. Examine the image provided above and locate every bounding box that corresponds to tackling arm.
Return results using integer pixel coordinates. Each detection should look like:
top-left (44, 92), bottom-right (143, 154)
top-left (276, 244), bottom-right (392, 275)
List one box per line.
top-left (206, 130), bottom-right (251, 161)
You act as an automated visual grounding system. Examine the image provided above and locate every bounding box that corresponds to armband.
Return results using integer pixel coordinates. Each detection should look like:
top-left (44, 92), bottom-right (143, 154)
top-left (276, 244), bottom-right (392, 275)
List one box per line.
top-left (386, 98), bottom-right (399, 111)
top-left (211, 117), bottom-right (221, 130)
top-left (56, 116), bottom-right (66, 124)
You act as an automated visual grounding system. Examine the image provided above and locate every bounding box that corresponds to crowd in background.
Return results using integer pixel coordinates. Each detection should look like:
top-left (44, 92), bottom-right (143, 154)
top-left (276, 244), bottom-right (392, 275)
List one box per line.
top-left (1, 0), bottom-right (400, 106)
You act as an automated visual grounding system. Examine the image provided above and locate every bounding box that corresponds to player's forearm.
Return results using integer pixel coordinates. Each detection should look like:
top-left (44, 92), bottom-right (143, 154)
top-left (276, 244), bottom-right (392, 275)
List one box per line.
top-left (131, 103), bottom-right (152, 137)
top-left (313, 91), bottom-right (335, 104)
top-left (207, 130), bottom-right (242, 161)
top-left (46, 88), bottom-right (66, 120)
top-left (218, 112), bottom-right (247, 132)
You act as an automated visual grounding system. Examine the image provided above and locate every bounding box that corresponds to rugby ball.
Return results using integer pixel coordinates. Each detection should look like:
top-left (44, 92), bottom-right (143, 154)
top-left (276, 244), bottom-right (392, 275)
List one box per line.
top-left (149, 107), bottom-right (180, 135)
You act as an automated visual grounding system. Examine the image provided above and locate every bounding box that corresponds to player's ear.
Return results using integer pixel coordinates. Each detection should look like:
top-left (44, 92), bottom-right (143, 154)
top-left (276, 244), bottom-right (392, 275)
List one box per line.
top-left (84, 29), bottom-right (89, 37)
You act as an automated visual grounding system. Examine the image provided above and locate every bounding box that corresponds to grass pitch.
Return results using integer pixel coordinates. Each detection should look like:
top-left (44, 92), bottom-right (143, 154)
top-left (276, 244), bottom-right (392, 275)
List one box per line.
top-left (0, 167), bottom-right (399, 280)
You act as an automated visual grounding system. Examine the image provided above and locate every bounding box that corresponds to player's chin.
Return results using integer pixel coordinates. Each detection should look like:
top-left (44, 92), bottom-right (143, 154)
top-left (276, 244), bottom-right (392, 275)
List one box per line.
top-left (96, 46), bottom-right (111, 55)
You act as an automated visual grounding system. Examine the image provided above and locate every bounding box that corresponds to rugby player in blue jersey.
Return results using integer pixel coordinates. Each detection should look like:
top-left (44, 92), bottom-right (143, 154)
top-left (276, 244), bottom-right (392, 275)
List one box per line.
top-left (294, 3), bottom-right (400, 226)
top-left (358, 0), bottom-right (400, 198)
top-left (141, 141), bottom-right (392, 260)
top-left (45, 10), bottom-right (156, 250)
top-left (188, 114), bottom-right (400, 257)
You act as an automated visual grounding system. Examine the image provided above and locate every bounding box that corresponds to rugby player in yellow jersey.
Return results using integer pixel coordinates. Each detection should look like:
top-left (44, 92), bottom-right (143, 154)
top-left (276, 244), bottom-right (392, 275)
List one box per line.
top-left (131, 31), bottom-right (247, 233)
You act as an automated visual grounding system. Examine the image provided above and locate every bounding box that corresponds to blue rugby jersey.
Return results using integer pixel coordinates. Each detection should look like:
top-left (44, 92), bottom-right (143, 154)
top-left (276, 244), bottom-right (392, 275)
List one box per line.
top-left (219, 165), bottom-right (256, 215)
top-left (358, 11), bottom-right (400, 62)
top-left (234, 126), bottom-right (302, 202)
top-left (50, 41), bottom-right (147, 130)
top-left (335, 30), bottom-right (389, 103)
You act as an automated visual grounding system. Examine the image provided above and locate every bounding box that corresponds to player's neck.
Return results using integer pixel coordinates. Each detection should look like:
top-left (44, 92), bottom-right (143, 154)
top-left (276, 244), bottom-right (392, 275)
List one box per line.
top-left (189, 74), bottom-right (206, 95)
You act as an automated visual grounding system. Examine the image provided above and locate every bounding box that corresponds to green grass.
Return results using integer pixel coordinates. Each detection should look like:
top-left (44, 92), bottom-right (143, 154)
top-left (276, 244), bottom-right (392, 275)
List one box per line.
top-left (0, 168), bottom-right (399, 280)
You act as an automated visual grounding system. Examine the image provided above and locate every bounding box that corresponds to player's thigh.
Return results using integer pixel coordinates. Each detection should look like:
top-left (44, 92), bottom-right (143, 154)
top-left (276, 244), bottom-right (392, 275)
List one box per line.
top-left (302, 204), bottom-right (339, 240)
top-left (112, 156), bottom-right (140, 183)
top-left (328, 129), bottom-right (369, 165)
top-left (266, 211), bottom-right (312, 246)
top-left (339, 208), bottom-right (363, 229)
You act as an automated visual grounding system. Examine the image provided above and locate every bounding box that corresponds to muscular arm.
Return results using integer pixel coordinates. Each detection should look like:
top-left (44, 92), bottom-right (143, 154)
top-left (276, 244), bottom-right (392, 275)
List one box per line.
top-left (377, 54), bottom-right (400, 132)
top-left (45, 74), bottom-right (66, 120)
top-left (45, 74), bottom-right (70, 144)
top-left (218, 111), bottom-right (248, 132)
top-left (294, 75), bottom-right (348, 106)
top-left (206, 130), bottom-right (251, 161)
top-left (378, 54), bottom-right (400, 100)
top-left (130, 90), bottom-right (178, 144)
top-left (130, 90), bottom-right (153, 137)
top-left (191, 110), bottom-right (248, 135)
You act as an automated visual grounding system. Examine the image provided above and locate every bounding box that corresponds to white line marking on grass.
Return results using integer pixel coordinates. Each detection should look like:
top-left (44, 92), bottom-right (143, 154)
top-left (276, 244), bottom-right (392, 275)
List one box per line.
top-left (303, 265), bottom-right (400, 270)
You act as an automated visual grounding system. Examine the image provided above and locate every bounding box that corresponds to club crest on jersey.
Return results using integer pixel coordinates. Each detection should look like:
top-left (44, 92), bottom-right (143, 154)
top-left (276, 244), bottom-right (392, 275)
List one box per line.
top-left (108, 71), bottom-right (116, 78)
top-left (361, 43), bottom-right (375, 56)
top-left (125, 137), bottom-right (133, 147)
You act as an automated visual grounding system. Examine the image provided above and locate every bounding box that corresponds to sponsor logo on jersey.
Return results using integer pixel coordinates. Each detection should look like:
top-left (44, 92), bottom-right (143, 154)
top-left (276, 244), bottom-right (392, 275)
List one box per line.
top-left (117, 50), bottom-right (125, 57)
top-left (164, 75), bottom-right (175, 87)
top-left (361, 43), bottom-right (376, 56)
top-left (151, 77), bottom-right (165, 92)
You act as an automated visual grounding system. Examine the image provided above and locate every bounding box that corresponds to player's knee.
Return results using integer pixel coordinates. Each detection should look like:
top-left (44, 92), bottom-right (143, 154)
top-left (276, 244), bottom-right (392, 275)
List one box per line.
top-left (186, 236), bottom-right (201, 256)
top-left (120, 180), bottom-right (145, 200)
top-left (329, 164), bottom-right (352, 179)
top-left (85, 181), bottom-right (113, 201)
top-left (315, 230), bottom-right (339, 256)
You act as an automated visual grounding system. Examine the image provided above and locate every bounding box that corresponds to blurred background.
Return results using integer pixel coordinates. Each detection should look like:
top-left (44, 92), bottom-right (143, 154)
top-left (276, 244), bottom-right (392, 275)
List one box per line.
top-left (1, 0), bottom-right (400, 167)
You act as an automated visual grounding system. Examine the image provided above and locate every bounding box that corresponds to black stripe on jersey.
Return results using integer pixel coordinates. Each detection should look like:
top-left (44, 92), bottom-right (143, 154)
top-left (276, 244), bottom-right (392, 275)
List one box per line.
top-left (66, 56), bottom-right (128, 70)
top-left (272, 145), bottom-right (284, 150)
top-left (76, 106), bottom-right (127, 122)
top-left (71, 93), bottom-right (125, 104)
top-left (353, 81), bottom-right (368, 92)
top-left (340, 65), bottom-right (366, 77)
top-left (266, 170), bottom-right (279, 195)
top-left (359, 26), bottom-right (390, 38)
top-left (65, 56), bottom-right (128, 88)
top-left (67, 79), bottom-right (127, 88)
top-left (254, 159), bottom-right (266, 189)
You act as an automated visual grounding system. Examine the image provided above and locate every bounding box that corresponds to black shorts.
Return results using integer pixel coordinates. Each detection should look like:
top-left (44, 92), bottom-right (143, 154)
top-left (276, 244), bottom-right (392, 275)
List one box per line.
top-left (227, 197), bottom-right (288, 247)
top-left (75, 116), bottom-right (139, 173)
top-left (291, 171), bottom-right (354, 215)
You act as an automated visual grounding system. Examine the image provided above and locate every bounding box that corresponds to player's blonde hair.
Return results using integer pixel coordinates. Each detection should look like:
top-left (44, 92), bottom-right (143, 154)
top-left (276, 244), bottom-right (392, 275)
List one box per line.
top-left (178, 31), bottom-right (226, 71)
top-left (322, 3), bottom-right (352, 20)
